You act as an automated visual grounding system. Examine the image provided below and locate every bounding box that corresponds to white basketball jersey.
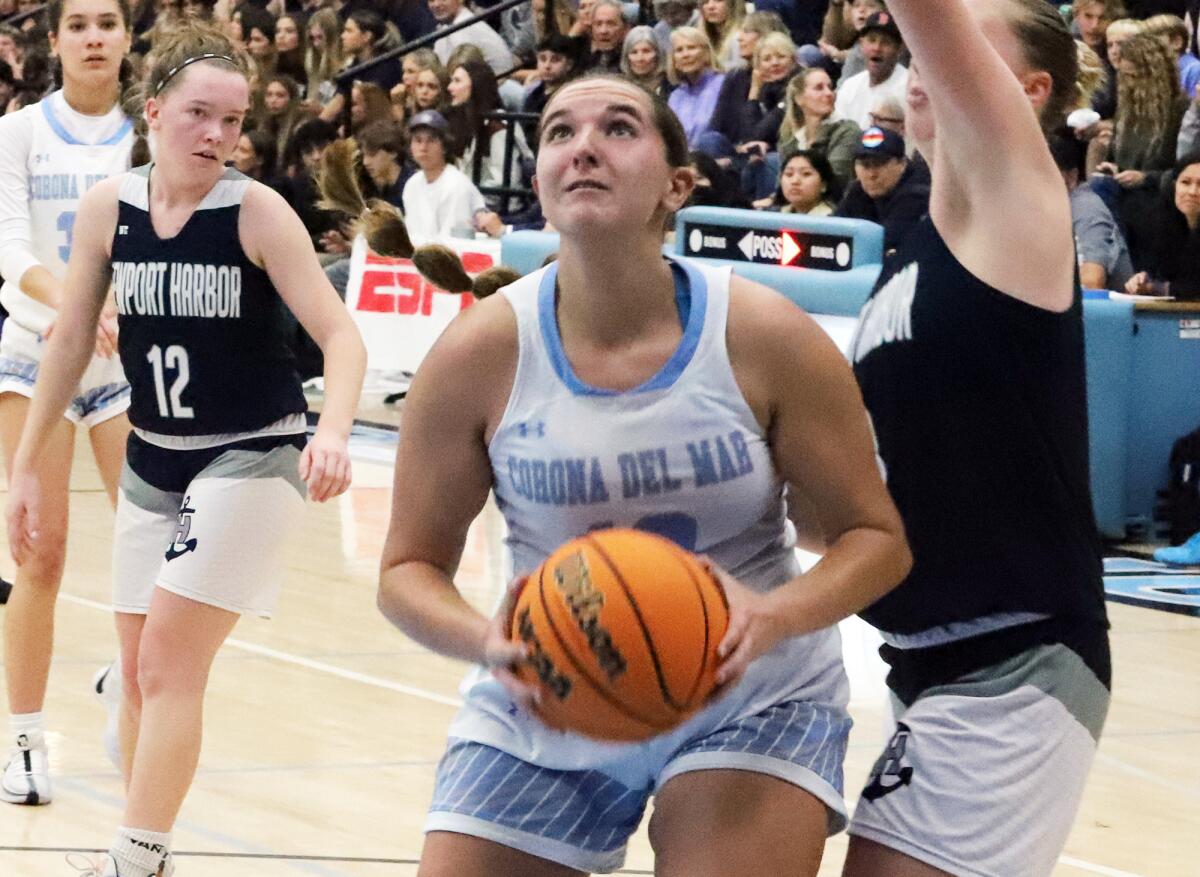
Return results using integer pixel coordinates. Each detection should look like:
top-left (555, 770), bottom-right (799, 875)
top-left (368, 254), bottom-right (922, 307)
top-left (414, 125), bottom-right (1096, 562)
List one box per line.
top-left (0, 91), bottom-right (133, 333)
top-left (448, 255), bottom-right (848, 768)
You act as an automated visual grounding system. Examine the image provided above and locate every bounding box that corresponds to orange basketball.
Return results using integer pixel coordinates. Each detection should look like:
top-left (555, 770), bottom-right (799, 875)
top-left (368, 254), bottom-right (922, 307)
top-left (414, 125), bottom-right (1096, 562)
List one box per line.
top-left (510, 528), bottom-right (729, 742)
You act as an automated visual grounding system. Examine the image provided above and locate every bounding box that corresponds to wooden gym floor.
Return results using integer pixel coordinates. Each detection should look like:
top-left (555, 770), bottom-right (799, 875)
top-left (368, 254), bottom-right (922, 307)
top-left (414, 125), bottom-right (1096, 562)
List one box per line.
top-left (0, 424), bottom-right (1196, 877)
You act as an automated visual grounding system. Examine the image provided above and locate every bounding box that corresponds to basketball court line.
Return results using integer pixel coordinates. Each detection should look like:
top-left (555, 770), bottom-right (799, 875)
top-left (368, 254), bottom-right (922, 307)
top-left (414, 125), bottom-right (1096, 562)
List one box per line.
top-left (1057, 856), bottom-right (1145, 877)
top-left (52, 591), bottom-right (1165, 877)
top-left (56, 593), bottom-right (463, 709)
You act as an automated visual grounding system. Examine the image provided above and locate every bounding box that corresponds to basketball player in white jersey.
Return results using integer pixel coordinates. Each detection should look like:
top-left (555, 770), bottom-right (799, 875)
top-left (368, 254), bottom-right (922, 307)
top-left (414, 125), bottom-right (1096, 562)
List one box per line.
top-left (0, 0), bottom-right (134, 806)
top-left (6, 21), bottom-right (366, 877)
top-left (377, 73), bottom-right (912, 876)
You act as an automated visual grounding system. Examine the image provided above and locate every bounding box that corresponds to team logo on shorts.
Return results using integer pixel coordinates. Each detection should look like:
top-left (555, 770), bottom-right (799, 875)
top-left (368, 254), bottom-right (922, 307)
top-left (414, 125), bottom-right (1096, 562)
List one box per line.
top-left (862, 721), bottom-right (915, 802)
top-left (165, 496), bottom-right (199, 561)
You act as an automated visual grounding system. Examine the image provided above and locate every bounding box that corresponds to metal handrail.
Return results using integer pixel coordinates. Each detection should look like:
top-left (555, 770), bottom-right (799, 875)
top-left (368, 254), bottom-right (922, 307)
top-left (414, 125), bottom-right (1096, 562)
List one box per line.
top-left (470, 109), bottom-right (539, 210)
top-left (2, 3), bottom-right (48, 27)
top-left (335, 0), bottom-right (530, 85)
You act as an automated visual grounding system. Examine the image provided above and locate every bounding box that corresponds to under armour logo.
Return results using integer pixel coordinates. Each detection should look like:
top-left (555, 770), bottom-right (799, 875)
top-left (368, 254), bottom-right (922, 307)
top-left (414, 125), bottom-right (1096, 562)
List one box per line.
top-left (861, 721), bottom-right (915, 802)
top-left (516, 421), bottom-right (546, 438)
top-left (165, 496), bottom-right (199, 561)
top-left (118, 225), bottom-right (129, 235)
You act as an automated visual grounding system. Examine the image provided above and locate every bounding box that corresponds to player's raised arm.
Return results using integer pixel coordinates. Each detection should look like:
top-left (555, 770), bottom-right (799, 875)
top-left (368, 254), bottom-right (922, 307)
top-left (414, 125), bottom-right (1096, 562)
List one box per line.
top-left (885, 0), bottom-right (1076, 310)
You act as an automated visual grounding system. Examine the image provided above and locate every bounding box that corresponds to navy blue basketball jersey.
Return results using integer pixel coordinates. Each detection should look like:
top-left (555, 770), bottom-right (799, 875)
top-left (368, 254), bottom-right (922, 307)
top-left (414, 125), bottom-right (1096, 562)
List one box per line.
top-left (849, 216), bottom-right (1106, 636)
top-left (110, 165), bottom-right (306, 435)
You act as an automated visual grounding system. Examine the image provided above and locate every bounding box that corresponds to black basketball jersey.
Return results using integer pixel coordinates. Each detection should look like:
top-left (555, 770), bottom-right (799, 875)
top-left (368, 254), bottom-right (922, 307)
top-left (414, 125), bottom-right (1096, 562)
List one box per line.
top-left (850, 216), bottom-right (1107, 636)
top-left (110, 165), bottom-right (306, 435)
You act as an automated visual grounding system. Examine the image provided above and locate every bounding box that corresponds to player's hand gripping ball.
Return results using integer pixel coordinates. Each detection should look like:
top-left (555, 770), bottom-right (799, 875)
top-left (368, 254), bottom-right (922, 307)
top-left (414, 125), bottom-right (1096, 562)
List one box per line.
top-left (510, 528), bottom-right (729, 741)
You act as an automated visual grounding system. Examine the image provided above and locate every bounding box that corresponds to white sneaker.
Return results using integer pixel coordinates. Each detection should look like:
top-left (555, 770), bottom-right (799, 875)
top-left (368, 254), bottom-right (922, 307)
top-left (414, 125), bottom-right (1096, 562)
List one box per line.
top-left (93, 661), bottom-right (123, 771)
top-left (1, 733), bottom-right (52, 804)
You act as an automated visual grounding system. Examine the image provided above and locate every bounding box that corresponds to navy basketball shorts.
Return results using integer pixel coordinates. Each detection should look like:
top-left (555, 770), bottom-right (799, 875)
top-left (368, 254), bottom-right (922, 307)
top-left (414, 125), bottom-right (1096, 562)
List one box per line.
top-left (426, 695), bottom-right (852, 873)
top-left (112, 432), bottom-right (307, 617)
top-left (0, 320), bottom-right (129, 426)
top-left (848, 641), bottom-right (1110, 877)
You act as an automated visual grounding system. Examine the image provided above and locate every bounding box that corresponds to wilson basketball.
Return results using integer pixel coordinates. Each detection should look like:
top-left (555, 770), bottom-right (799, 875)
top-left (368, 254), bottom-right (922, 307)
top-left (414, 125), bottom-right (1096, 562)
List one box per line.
top-left (510, 528), bottom-right (729, 741)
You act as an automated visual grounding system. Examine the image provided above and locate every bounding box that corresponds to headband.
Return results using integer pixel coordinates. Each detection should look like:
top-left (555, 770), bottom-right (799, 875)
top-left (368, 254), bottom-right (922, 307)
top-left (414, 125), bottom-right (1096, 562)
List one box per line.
top-left (154, 53), bottom-right (237, 96)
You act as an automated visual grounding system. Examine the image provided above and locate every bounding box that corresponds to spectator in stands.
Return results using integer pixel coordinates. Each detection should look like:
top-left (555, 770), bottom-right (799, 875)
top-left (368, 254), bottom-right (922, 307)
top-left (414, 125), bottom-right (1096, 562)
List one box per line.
top-left (1049, 129), bottom-right (1133, 291)
top-left (1125, 153), bottom-right (1200, 298)
top-left (711, 30), bottom-right (794, 155)
top-left (1073, 0), bottom-right (1118, 59)
top-left (1095, 17), bottom-right (1143, 118)
top-left (1145, 13), bottom-right (1200, 97)
top-left (446, 58), bottom-right (533, 204)
top-left (651, 0), bottom-right (697, 56)
top-left (305, 8), bottom-right (344, 112)
top-left (707, 12), bottom-right (788, 145)
top-left (260, 74), bottom-right (309, 160)
top-left (403, 109), bottom-right (488, 238)
top-left (667, 26), bottom-right (725, 146)
top-left (587, 0), bottom-right (628, 73)
top-left (765, 148), bottom-right (841, 215)
top-left (391, 48), bottom-right (445, 123)
top-left (350, 80), bottom-right (394, 135)
top-left (531, 0), bottom-right (580, 44)
top-left (835, 126), bottom-right (929, 255)
top-left (808, 0), bottom-right (882, 82)
top-left (1097, 33), bottom-right (1188, 184)
top-left (523, 33), bottom-right (583, 144)
top-left (359, 119), bottom-right (414, 206)
top-left (700, 0), bottom-right (745, 70)
top-left (621, 25), bottom-right (670, 99)
top-left (867, 95), bottom-right (905, 139)
top-left (0, 59), bottom-right (13, 115)
top-left (428, 0), bottom-right (516, 76)
top-left (833, 10), bottom-right (908, 129)
top-left (242, 6), bottom-right (278, 83)
top-left (274, 13), bottom-right (308, 86)
top-left (733, 10), bottom-right (788, 67)
top-left (324, 10), bottom-right (404, 123)
top-left (232, 129), bottom-right (279, 184)
top-left (279, 118), bottom-right (341, 247)
top-left (0, 25), bottom-right (23, 81)
top-left (771, 67), bottom-right (861, 189)
top-left (687, 150), bottom-right (753, 207)
top-left (751, 0), bottom-right (823, 49)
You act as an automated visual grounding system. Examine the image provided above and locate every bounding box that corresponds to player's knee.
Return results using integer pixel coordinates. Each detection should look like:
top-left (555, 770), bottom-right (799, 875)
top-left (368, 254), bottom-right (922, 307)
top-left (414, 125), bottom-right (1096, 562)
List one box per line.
top-left (17, 542), bottom-right (68, 588)
top-left (136, 632), bottom-right (205, 699)
top-left (120, 658), bottom-right (143, 708)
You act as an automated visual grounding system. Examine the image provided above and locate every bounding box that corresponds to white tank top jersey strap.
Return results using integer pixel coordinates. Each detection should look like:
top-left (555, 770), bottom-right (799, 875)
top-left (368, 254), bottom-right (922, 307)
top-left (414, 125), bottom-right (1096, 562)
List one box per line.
top-left (449, 255), bottom-right (848, 769)
top-left (0, 90), bottom-right (134, 335)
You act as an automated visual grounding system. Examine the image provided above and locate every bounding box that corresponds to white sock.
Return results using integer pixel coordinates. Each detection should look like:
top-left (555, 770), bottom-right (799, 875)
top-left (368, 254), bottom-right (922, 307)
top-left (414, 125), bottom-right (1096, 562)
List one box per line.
top-left (9, 712), bottom-right (45, 748)
top-left (110, 827), bottom-right (172, 874)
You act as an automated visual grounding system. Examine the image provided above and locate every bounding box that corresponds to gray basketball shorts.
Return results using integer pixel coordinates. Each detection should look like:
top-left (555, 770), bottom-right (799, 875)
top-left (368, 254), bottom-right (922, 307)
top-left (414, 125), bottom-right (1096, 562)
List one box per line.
top-left (848, 640), bottom-right (1110, 877)
top-left (112, 432), bottom-right (307, 617)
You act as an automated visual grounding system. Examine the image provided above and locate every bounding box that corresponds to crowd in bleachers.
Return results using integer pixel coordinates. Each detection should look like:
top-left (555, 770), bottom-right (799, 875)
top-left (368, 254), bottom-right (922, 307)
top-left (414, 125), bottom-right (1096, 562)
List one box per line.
top-left (3, 0), bottom-right (1200, 296)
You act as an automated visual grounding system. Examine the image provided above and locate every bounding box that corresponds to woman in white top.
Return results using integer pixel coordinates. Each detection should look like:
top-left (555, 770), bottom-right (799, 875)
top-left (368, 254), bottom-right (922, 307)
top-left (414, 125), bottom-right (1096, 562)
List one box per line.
top-left (0, 0), bottom-right (134, 808)
top-left (446, 58), bottom-right (533, 211)
top-left (378, 73), bottom-right (910, 876)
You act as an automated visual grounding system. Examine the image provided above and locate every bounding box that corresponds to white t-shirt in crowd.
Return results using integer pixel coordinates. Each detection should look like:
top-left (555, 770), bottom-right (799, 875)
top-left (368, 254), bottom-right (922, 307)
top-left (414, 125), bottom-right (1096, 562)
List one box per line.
top-left (401, 164), bottom-right (487, 239)
top-left (834, 65), bottom-right (909, 131)
top-left (433, 7), bottom-right (516, 76)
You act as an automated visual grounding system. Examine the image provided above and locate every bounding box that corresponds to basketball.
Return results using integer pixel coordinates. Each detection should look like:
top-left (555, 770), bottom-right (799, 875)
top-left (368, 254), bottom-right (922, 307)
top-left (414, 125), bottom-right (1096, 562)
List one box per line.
top-left (509, 528), bottom-right (730, 742)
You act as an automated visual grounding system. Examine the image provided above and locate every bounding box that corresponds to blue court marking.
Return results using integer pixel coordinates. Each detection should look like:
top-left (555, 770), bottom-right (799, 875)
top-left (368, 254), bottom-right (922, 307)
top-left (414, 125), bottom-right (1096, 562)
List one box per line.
top-left (1104, 557), bottom-right (1199, 575)
top-left (1103, 575), bottom-right (1200, 617)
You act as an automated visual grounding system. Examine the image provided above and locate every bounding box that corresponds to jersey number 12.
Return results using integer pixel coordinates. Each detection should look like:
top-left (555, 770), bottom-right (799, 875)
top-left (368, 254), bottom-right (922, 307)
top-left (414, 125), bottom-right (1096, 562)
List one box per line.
top-left (147, 344), bottom-right (194, 419)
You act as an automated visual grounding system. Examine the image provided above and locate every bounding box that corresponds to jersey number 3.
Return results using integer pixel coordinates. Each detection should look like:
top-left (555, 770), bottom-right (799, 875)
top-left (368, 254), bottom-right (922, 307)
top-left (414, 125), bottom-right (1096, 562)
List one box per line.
top-left (147, 344), bottom-right (194, 419)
